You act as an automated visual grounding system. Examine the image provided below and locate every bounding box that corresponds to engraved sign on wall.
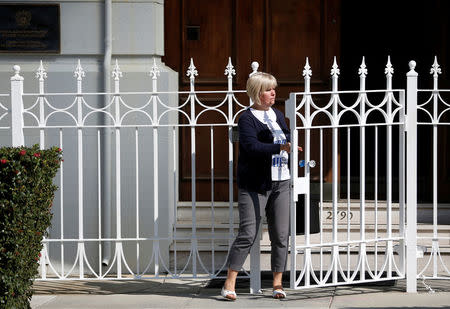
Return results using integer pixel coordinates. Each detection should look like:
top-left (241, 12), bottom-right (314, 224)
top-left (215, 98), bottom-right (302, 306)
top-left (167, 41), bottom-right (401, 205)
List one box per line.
top-left (0, 4), bottom-right (60, 53)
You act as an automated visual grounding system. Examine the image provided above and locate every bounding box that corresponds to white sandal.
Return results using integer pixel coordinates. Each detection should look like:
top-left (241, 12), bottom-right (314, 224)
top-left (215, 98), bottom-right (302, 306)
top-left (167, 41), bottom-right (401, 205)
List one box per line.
top-left (272, 287), bottom-right (286, 299)
top-left (221, 287), bottom-right (237, 301)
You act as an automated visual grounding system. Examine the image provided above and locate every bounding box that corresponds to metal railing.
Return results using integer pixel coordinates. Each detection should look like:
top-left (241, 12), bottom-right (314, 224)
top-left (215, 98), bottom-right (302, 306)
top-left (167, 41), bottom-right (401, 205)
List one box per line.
top-left (2, 56), bottom-right (449, 293)
top-left (7, 58), bottom-right (253, 282)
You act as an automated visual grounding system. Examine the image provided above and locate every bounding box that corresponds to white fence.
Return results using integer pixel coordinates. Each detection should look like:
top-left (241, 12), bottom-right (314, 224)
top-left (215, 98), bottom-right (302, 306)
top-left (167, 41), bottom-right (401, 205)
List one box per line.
top-left (1, 57), bottom-right (449, 293)
top-left (5, 58), bottom-right (251, 282)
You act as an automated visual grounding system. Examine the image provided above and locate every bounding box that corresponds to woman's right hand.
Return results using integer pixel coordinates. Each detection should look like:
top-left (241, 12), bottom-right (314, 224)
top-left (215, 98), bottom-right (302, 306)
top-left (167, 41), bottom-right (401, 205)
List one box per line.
top-left (280, 142), bottom-right (303, 152)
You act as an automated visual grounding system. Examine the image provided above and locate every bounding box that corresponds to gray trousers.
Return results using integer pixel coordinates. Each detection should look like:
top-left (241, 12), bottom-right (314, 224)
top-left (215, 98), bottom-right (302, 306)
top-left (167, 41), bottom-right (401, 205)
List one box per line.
top-left (227, 180), bottom-right (290, 273)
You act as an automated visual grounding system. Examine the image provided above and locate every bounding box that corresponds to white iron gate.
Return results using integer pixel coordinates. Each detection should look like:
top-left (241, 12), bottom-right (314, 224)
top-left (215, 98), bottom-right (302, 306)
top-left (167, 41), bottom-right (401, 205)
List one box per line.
top-left (414, 57), bottom-right (450, 286)
top-left (287, 57), bottom-right (407, 289)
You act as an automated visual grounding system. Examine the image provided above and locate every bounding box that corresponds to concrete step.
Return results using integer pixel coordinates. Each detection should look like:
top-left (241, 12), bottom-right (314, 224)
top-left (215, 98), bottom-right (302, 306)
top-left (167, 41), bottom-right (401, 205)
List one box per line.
top-left (169, 201), bottom-right (450, 272)
top-left (176, 201), bottom-right (450, 225)
top-left (170, 224), bottom-right (450, 252)
top-left (172, 201), bottom-right (450, 254)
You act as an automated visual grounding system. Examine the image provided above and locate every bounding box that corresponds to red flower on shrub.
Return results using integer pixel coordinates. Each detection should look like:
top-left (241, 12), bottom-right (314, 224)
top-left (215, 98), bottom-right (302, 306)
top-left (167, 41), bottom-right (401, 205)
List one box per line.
top-left (33, 153), bottom-right (41, 158)
top-left (35, 231), bottom-right (41, 236)
top-left (57, 148), bottom-right (62, 152)
top-left (38, 252), bottom-right (42, 257)
top-left (1, 159), bottom-right (7, 164)
top-left (19, 149), bottom-right (26, 156)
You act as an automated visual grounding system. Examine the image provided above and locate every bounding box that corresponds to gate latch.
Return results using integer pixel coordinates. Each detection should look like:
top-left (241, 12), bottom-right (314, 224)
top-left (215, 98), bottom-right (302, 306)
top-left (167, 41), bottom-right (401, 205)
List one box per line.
top-left (294, 177), bottom-right (307, 195)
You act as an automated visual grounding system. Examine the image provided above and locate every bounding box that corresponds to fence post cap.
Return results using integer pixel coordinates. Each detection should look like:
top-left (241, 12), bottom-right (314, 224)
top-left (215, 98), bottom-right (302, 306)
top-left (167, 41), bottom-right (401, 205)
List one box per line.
top-left (250, 61), bottom-right (259, 76)
top-left (407, 60), bottom-right (418, 77)
top-left (11, 65), bottom-right (24, 81)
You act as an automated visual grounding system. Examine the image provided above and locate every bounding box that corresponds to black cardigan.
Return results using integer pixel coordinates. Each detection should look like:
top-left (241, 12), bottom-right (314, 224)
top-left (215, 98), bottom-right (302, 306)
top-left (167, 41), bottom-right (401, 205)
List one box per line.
top-left (237, 107), bottom-right (290, 193)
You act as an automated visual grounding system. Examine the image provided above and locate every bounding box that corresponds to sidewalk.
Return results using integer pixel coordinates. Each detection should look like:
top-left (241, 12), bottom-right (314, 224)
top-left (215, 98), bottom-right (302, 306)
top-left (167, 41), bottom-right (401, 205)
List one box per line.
top-left (32, 277), bottom-right (450, 309)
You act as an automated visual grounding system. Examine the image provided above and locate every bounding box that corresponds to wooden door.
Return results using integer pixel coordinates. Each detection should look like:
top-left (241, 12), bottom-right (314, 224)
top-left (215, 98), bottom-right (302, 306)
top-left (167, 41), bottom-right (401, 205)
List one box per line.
top-left (164, 0), bottom-right (341, 201)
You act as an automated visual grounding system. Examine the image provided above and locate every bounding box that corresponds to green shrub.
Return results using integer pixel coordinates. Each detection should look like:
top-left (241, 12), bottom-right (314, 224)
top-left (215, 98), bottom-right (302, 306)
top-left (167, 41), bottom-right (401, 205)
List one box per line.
top-left (0, 145), bottom-right (62, 309)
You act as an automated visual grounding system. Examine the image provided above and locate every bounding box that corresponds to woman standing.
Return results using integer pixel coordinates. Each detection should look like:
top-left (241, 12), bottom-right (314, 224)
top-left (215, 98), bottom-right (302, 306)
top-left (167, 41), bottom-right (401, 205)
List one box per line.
top-left (221, 72), bottom-right (301, 300)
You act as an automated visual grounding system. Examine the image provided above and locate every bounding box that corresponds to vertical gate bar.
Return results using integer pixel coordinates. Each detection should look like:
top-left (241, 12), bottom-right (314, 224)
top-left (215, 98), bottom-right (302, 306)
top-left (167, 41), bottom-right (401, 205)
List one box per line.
top-left (136, 128), bottom-right (140, 276)
top-left (374, 126), bottom-right (378, 274)
top-left (248, 62), bottom-right (261, 293)
top-left (97, 129), bottom-right (102, 277)
top-left (331, 58), bottom-right (339, 284)
top-left (37, 61), bottom-right (46, 149)
top-left (430, 56), bottom-right (441, 277)
top-left (359, 58), bottom-right (367, 282)
top-left (432, 87), bottom-right (438, 277)
top-left (187, 59), bottom-right (198, 277)
top-left (172, 126), bottom-right (178, 276)
top-left (227, 66), bottom-right (234, 251)
top-left (210, 125), bottom-right (215, 275)
top-left (320, 128), bottom-right (323, 282)
top-left (304, 96), bottom-right (311, 287)
top-left (406, 61), bottom-right (418, 293)
top-left (112, 62), bottom-right (123, 278)
top-left (398, 91), bottom-right (406, 274)
top-left (288, 92), bottom-right (297, 289)
top-left (332, 116), bottom-right (338, 284)
top-left (430, 57), bottom-right (441, 278)
top-left (151, 60), bottom-right (160, 277)
top-left (60, 129), bottom-right (65, 277)
top-left (347, 127), bottom-right (351, 278)
top-left (75, 60), bottom-right (85, 279)
top-left (431, 58), bottom-right (441, 278)
top-left (37, 61), bottom-right (49, 277)
top-left (115, 109), bottom-right (122, 278)
top-left (387, 107), bottom-right (393, 278)
top-left (77, 120), bottom-right (84, 279)
top-left (386, 59), bottom-right (393, 278)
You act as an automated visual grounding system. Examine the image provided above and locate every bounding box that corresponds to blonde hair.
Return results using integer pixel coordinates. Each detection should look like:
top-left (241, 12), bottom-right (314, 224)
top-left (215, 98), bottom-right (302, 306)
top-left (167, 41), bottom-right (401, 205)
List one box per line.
top-left (246, 72), bottom-right (277, 106)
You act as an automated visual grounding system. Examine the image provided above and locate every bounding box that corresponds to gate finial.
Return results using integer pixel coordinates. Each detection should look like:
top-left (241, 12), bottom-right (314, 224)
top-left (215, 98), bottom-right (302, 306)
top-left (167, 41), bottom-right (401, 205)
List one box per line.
top-left (303, 57), bottom-right (312, 78)
top-left (430, 56), bottom-right (441, 78)
top-left (112, 59), bottom-right (123, 81)
top-left (187, 58), bottom-right (198, 79)
top-left (303, 57), bottom-right (312, 93)
top-left (385, 56), bottom-right (394, 77)
top-left (74, 59), bottom-right (85, 81)
top-left (359, 57), bottom-right (367, 91)
top-left (358, 57), bottom-right (367, 77)
top-left (150, 58), bottom-right (161, 80)
top-left (330, 57), bottom-right (340, 92)
top-left (36, 60), bottom-right (47, 81)
top-left (330, 56), bottom-right (340, 77)
top-left (225, 57), bottom-right (236, 79)
top-left (385, 56), bottom-right (394, 90)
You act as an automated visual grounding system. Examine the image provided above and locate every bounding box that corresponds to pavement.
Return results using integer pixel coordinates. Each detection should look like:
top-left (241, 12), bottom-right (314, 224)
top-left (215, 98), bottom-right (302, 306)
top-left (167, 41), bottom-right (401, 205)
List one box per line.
top-left (31, 276), bottom-right (450, 309)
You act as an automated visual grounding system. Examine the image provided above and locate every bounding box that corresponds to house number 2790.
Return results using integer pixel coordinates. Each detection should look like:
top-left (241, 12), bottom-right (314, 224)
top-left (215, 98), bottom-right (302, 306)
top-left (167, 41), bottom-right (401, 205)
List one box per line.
top-left (325, 211), bottom-right (354, 220)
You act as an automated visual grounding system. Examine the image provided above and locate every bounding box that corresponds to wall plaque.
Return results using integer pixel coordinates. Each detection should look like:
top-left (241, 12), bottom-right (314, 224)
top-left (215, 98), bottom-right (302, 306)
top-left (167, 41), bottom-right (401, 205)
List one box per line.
top-left (0, 4), bottom-right (60, 53)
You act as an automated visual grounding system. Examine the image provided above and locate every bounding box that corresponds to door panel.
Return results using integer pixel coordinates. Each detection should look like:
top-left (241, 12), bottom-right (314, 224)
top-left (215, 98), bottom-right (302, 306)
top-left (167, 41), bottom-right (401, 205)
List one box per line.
top-left (164, 0), bottom-right (341, 201)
